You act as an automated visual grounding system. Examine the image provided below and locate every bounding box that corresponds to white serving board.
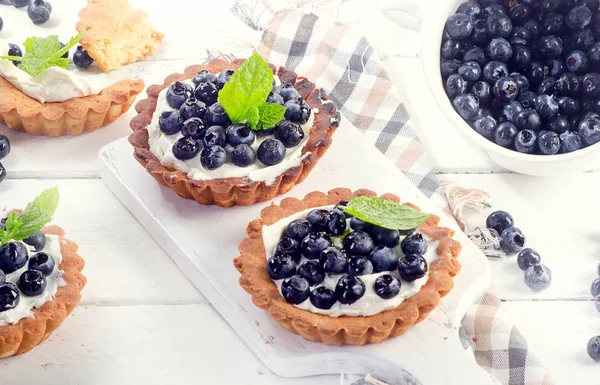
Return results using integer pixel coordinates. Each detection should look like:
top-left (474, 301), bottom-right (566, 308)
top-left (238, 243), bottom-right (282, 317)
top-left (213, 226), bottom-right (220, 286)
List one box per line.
top-left (99, 120), bottom-right (498, 385)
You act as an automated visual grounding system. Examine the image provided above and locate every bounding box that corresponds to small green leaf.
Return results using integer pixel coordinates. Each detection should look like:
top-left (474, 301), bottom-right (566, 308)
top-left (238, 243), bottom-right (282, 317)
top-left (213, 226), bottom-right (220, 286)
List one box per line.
top-left (342, 196), bottom-right (429, 230)
top-left (1, 212), bottom-right (23, 244)
top-left (244, 105), bottom-right (260, 129)
top-left (52, 30), bottom-right (85, 60)
top-left (9, 187), bottom-right (59, 241)
top-left (217, 52), bottom-right (274, 123)
top-left (257, 102), bottom-right (286, 130)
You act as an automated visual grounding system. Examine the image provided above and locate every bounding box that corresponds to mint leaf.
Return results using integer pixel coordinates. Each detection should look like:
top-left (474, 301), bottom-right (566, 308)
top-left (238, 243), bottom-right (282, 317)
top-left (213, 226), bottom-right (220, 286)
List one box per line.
top-left (343, 196), bottom-right (430, 230)
top-left (52, 30), bottom-right (85, 61)
top-left (244, 105), bottom-right (260, 129)
top-left (257, 102), bottom-right (286, 130)
top-left (218, 52), bottom-right (273, 124)
top-left (1, 212), bottom-right (23, 245)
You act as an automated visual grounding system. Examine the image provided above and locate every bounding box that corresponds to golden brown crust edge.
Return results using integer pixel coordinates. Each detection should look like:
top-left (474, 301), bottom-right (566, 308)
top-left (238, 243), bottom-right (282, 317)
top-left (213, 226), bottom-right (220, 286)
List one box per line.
top-left (0, 77), bottom-right (145, 136)
top-left (128, 58), bottom-right (341, 207)
top-left (0, 226), bottom-right (86, 358)
top-left (233, 188), bottom-right (462, 345)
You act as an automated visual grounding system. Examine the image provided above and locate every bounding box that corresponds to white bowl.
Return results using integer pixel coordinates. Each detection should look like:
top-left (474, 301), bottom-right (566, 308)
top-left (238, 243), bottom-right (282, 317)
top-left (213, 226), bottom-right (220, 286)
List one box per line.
top-left (419, 0), bottom-right (600, 176)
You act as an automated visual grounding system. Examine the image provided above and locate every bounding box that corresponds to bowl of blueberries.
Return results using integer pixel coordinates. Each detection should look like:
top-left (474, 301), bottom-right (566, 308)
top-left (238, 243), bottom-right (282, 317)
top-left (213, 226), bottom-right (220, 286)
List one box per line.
top-left (421, 0), bottom-right (600, 175)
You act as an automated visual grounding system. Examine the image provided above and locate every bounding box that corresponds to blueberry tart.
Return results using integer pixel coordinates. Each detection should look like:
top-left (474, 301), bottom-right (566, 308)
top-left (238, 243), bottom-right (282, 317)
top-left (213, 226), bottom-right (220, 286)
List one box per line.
top-left (129, 55), bottom-right (340, 207)
top-left (234, 188), bottom-right (462, 345)
top-left (0, 188), bottom-right (85, 357)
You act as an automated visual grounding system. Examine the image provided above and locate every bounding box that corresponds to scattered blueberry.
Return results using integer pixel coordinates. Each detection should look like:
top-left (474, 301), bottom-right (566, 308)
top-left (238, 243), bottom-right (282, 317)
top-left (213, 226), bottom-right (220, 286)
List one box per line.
top-left (587, 336), bottom-right (600, 361)
top-left (591, 278), bottom-right (600, 297)
top-left (0, 134), bottom-right (10, 160)
top-left (10, 0), bottom-right (31, 9)
top-left (500, 226), bottom-right (526, 254)
top-left (517, 248), bottom-right (541, 271)
top-left (7, 43), bottom-right (22, 66)
top-left (27, 0), bottom-right (51, 25)
top-left (73, 46), bottom-right (94, 69)
top-left (524, 264), bottom-right (552, 291)
top-left (486, 210), bottom-right (515, 235)
top-left (281, 275), bottom-right (310, 304)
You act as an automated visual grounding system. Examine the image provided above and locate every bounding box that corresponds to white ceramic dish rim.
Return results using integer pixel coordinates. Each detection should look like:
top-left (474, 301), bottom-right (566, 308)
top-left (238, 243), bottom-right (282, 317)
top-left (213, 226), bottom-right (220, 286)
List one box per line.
top-left (420, 0), bottom-right (600, 165)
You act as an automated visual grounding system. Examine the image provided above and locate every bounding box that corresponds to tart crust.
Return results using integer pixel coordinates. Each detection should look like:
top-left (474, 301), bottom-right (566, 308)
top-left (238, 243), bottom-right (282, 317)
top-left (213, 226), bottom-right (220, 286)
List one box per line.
top-left (234, 188), bottom-right (462, 345)
top-left (0, 76), bottom-right (144, 136)
top-left (129, 58), bottom-right (340, 207)
top-left (0, 225), bottom-right (86, 358)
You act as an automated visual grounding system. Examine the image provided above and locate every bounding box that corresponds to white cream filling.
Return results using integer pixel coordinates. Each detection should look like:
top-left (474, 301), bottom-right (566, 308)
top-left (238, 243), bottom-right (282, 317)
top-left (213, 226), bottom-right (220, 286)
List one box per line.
top-left (0, 41), bottom-right (107, 103)
top-left (262, 206), bottom-right (439, 318)
top-left (147, 79), bottom-right (316, 185)
top-left (0, 235), bottom-right (66, 326)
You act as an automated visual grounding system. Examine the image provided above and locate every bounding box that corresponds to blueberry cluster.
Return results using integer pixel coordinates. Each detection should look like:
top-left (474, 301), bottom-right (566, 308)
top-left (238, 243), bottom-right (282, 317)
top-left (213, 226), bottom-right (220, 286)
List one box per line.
top-left (442, 0), bottom-right (600, 155)
top-left (0, 134), bottom-right (10, 183)
top-left (160, 70), bottom-right (311, 171)
top-left (588, 267), bottom-right (600, 360)
top-left (486, 210), bottom-right (551, 291)
top-left (266, 203), bottom-right (429, 309)
top-left (0, 0), bottom-right (52, 26)
top-left (0, 225), bottom-right (54, 312)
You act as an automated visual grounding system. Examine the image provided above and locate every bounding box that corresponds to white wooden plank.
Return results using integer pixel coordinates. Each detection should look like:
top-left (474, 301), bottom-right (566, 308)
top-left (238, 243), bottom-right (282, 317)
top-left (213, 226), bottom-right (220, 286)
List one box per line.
top-left (438, 174), bottom-right (600, 301)
top-left (0, 179), bottom-right (203, 304)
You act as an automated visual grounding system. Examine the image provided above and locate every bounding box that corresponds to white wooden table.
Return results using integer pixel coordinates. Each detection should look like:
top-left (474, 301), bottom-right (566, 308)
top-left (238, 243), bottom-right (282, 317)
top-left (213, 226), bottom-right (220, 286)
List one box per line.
top-left (0, 1), bottom-right (597, 384)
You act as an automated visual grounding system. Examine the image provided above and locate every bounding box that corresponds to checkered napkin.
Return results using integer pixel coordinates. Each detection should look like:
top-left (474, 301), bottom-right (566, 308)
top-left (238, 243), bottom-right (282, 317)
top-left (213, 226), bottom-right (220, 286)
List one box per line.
top-left (228, 1), bottom-right (554, 384)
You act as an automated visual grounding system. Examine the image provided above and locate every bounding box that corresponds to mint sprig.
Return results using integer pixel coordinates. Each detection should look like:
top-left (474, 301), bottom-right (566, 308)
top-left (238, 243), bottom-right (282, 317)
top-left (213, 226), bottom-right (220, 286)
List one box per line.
top-left (218, 52), bottom-right (286, 130)
top-left (0, 31), bottom-right (85, 78)
top-left (342, 196), bottom-right (430, 230)
top-left (0, 187), bottom-right (59, 245)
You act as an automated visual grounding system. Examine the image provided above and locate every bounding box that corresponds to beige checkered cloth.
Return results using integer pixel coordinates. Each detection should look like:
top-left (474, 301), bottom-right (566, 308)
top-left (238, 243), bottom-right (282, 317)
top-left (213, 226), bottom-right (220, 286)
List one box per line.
top-left (228, 1), bottom-right (555, 384)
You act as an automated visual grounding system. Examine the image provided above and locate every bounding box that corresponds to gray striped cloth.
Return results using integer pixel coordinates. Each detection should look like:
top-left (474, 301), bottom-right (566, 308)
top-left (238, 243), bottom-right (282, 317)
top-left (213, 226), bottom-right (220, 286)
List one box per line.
top-left (228, 1), bottom-right (555, 384)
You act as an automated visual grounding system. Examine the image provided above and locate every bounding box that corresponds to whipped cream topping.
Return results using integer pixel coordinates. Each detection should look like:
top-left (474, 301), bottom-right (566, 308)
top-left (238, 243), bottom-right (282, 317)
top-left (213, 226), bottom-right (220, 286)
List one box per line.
top-left (0, 41), bottom-right (107, 103)
top-left (0, 235), bottom-right (66, 326)
top-left (262, 206), bottom-right (439, 318)
top-left (147, 78), bottom-right (316, 185)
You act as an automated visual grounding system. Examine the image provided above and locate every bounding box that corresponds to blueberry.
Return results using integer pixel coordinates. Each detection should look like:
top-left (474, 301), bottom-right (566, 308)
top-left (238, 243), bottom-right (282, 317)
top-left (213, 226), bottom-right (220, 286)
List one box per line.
top-left (159, 111), bottom-right (184, 135)
top-left (557, 97), bottom-right (580, 116)
top-left (471, 81), bottom-right (491, 104)
top-left (502, 101), bottom-right (524, 122)
top-left (349, 217), bottom-right (373, 232)
top-left (515, 129), bottom-right (538, 153)
top-left (0, 134), bottom-right (11, 161)
top-left (225, 124), bottom-right (255, 147)
top-left (27, 0), bottom-right (50, 24)
top-left (587, 336), bottom-right (600, 361)
top-left (452, 94), bottom-right (480, 120)
top-left (281, 275), bottom-right (310, 304)
top-left (192, 70), bottom-right (217, 87)
top-left (472, 116), bottom-right (497, 139)
top-left (368, 245), bottom-right (399, 273)
top-left (578, 116), bottom-right (600, 145)
top-left (216, 69), bottom-right (235, 90)
top-left (540, 13), bottom-right (564, 35)
top-left (493, 77), bottom-right (519, 102)
top-left (398, 254), bottom-right (428, 282)
top-left (335, 276), bottom-right (365, 305)
top-left (273, 120), bottom-right (305, 148)
top-left (172, 137), bottom-right (200, 161)
top-left (487, 14), bottom-right (512, 38)
top-left (324, 208), bottom-right (346, 236)
top-left (589, 43), bottom-right (600, 66)
top-left (257, 138), bottom-right (286, 166)
top-left (537, 131), bottom-right (561, 155)
top-left (582, 98), bottom-right (600, 113)
top-left (73, 46), bottom-right (94, 69)
top-left (202, 125), bottom-right (226, 148)
top-left (537, 35), bottom-right (563, 59)
top-left (284, 98), bottom-right (311, 124)
top-left (286, 219), bottom-right (313, 241)
top-left (581, 0), bottom-right (600, 11)
top-left (446, 13), bottom-right (473, 40)
top-left (200, 145), bottom-right (226, 170)
top-left (540, 0), bottom-right (572, 14)
top-left (581, 73), bottom-right (600, 99)
top-left (509, 44), bottom-right (531, 70)
top-left (483, 61), bottom-right (509, 83)
top-left (373, 274), bottom-right (401, 300)
top-left (229, 144), bottom-right (255, 167)
top-left (10, 0), bottom-right (30, 8)
top-left (517, 249), bottom-right (541, 271)
top-left (266, 253), bottom-right (296, 280)
top-left (559, 131), bottom-right (583, 152)
top-left (441, 60), bottom-right (462, 79)
top-left (446, 74), bottom-right (467, 99)
top-left (275, 237), bottom-right (301, 262)
top-left (545, 59), bottom-right (564, 78)
top-left (464, 47), bottom-right (487, 66)
top-left (343, 231), bottom-right (375, 256)
top-left (347, 256), bottom-right (374, 276)
top-left (320, 246), bottom-right (348, 275)
top-left (0, 282), bottom-right (19, 312)
top-left (510, 27), bottom-right (531, 45)
top-left (556, 72), bottom-right (581, 96)
top-left (524, 264), bottom-right (552, 291)
top-left (591, 278), bottom-right (600, 297)
top-left (457, 1), bottom-right (481, 18)
top-left (273, 83), bottom-right (300, 102)
top-left (494, 122), bottom-right (519, 148)
top-left (483, 3), bottom-right (506, 17)
top-left (441, 39), bottom-right (466, 60)
top-left (7, 43), bottom-right (22, 66)
top-left (518, 90), bottom-right (537, 108)
top-left (515, 109), bottom-right (542, 131)
top-left (166, 82), bottom-right (191, 109)
top-left (566, 5), bottom-right (591, 31)
top-left (524, 20), bottom-right (540, 39)
top-left (179, 98), bottom-right (207, 121)
top-left (565, 50), bottom-right (589, 73)
top-left (301, 232), bottom-right (332, 260)
top-left (500, 227), bottom-right (526, 254)
top-left (205, 103), bottom-right (231, 127)
top-left (370, 226), bottom-right (400, 248)
top-left (571, 29), bottom-right (594, 51)
top-left (18, 269), bottom-right (46, 297)
top-left (23, 231), bottom-right (46, 252)
top-left (297, 260), bottom-right (324, 286)
top-left (181, 117), bottom-right (206, 140)
top-left (306, 209), bottom-right (329, 232)
top-left (267, 92), bottom-right (285, 105)
top-left (401, 232), bottom-right (428, 255)
top-left (509, 4), bottom-right (531, 26)
top-left (0, 242), bottom-right (28, 274)
top-left (310, 286), bottom-right (336, 309)
top-left (487, 38), bottom-right (513, 61)
top-left (486, 210), bottom-right (514, 234)
top-left (471, 18), bottom-right (490, 44)
top-left (458, 62), bottom-right (481, 83)
top-left (526, 62), bottom-right (547, 86)
top-left (534, 95), bottom-right (559, 120)
top-left (536, 77), bottom-right (556, 95)
top-left (194, 82), bottom-right (219, 106)
top-left (0, 270), bottom-right (3, 284)
top-left (546, 116), bottom-right (570, 134)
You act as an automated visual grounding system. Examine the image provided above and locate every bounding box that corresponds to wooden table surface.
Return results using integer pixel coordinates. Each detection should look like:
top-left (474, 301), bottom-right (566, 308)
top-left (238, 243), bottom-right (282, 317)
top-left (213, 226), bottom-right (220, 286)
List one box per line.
top-left (0, 1), bottom-right (597, 384)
